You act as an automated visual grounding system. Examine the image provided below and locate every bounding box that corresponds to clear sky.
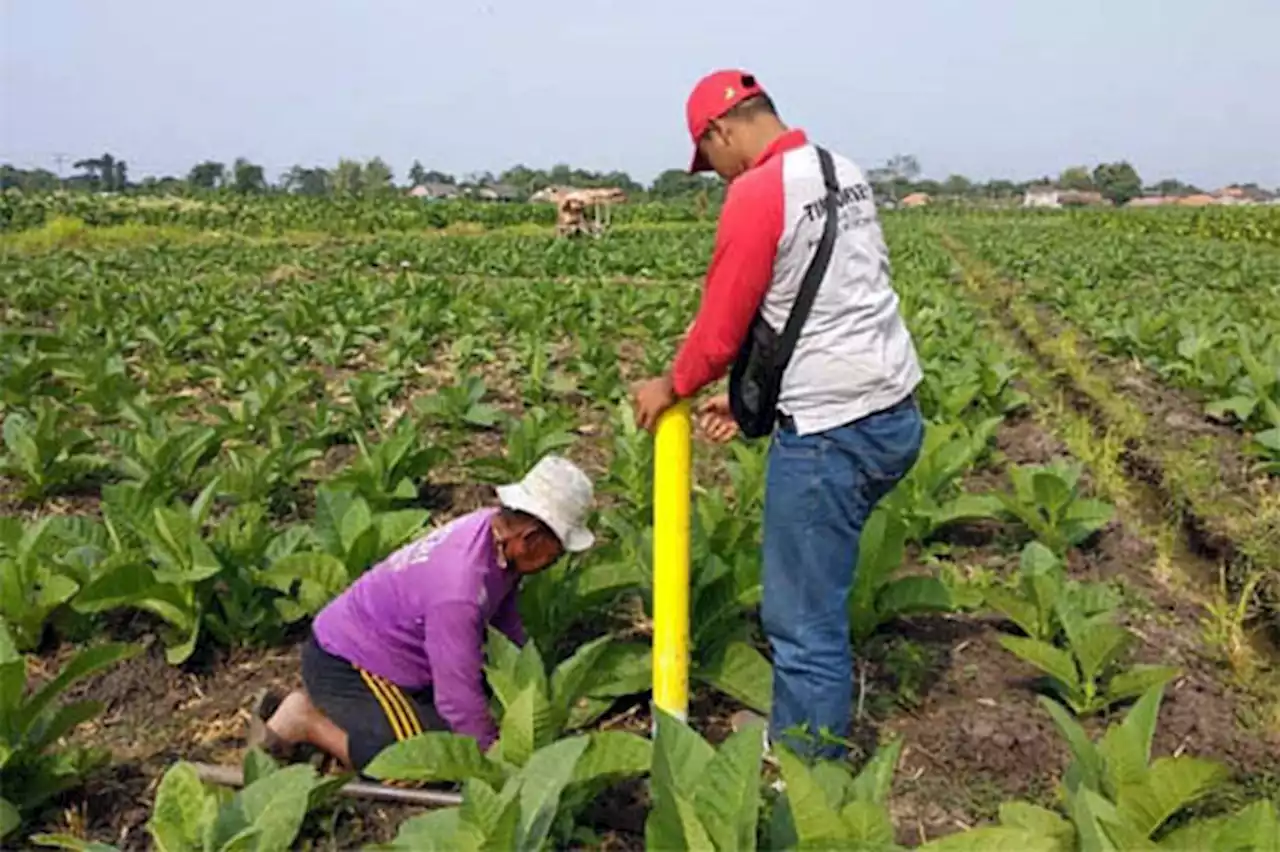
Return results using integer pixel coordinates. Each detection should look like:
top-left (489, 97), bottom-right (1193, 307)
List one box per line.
top-left (2, 0), bottom-right (1277, 188)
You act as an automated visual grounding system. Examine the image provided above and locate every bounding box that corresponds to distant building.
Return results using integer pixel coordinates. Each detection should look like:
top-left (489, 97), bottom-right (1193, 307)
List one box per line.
top-left (1023, 186), bottom-right (1061, 208)
top-left (1177, 194), bottom-right (1217, 207)
top-left (1058, 190), bottom-right (1108, 207)
top-left (408, 182), bottom-right (460, 201)
top-left (1126, 196), bottom-right (1173, 208)
top-left (1210, 185), bottom-right (1269, 205)
top-left (530, 185), bottom-right (574, 203)
top-left (531, 185), bottom-right (628, 205)
top-left (471, 183), bottom-right (522, 202)
top-left (1022, 187), bottom-right (1108, 208)
top-left (900, 192), bottom-right (931, 208)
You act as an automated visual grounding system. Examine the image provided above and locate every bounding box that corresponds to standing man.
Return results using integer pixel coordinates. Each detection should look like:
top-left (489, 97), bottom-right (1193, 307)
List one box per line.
top-left (632, 70), bottom-right (924, 760)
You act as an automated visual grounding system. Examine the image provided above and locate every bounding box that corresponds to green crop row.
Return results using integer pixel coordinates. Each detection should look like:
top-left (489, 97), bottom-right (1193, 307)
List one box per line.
top-left (943, 216), bottom-right (1280, 471)
top-left (0, 190), bottom-right (715, 235)
top-left (3, 211), bottom-right (1277, 848)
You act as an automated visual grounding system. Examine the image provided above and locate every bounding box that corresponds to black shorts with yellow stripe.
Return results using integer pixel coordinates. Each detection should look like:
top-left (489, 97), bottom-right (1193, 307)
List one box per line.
top-left (301, 633), bottom-right (447, 776)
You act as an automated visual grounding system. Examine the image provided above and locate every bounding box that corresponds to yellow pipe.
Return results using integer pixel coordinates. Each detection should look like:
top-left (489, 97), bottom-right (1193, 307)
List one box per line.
top-left (652, 398), bottom-right (692, 721)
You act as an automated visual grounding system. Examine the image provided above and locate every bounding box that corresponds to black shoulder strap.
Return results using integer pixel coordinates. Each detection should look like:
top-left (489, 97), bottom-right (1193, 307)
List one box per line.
top-left (772, 146), bottom-right (840, 377)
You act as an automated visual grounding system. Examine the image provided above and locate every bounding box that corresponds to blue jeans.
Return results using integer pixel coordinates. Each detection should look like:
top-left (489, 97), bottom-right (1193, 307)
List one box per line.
top-left (760, 394), bottom-right (924, 760)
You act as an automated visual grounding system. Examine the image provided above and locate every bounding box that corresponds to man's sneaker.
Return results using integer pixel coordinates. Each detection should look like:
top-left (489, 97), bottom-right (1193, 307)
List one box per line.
top-left (728, 710), bottom-right (781, 773)
top-left (729, 709), bottom-right (765, 735)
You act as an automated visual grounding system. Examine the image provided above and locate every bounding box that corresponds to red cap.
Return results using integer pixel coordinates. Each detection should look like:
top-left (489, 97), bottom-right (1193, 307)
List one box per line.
top-left (685, 69), bottom-right (766, 173)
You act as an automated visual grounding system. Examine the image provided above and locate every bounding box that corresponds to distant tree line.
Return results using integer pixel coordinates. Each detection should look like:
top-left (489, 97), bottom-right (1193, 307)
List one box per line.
top-left (0, 151), bottom-right (1270, 205)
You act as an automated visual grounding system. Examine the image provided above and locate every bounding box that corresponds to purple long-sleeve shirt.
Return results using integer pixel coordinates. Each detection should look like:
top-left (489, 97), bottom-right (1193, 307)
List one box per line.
top-left (311, 507), bottom-right (524, 751)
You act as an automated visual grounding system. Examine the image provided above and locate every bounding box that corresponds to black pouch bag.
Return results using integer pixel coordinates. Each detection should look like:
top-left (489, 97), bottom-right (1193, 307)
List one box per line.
top-left (728, 146), bottom-right (841, 438)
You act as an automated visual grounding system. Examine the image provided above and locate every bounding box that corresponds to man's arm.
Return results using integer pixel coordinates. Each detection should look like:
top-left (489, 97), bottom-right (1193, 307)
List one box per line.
top-left (421, 599), bottom-right (500, 751)
top-left (491, 588), bottom-right (527, 647)
top-left (670, 174), bottom-right (785, 398)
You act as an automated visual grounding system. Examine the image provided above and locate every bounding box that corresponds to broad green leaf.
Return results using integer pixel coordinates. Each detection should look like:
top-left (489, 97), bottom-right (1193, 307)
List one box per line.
top-left (875, 576), bottom-right (953, 623)
top-left (210, 825), bottom-right (262, 852)
top-left (646, 708), bottom-right (718, 851)
top-left (379, 808), bottom-right (463, 851)
top-left (999, 635), bottom-right (1079, 694)
top-left (1064, 499), bottom-right (1115, 539)
top-left (342, 525), bottom-right (383, 577)
top-left (376, 509), bottom-right (430, 550)
top-left (998, 801), bottom-right (1073, 840)
top-left (241, 747), bottom-right (278, 786)
top-left (0, 618), bottom-right (20, 664)
top-left (364, 731), bottom-right (504, 785)
top-left (1098, 684), bottom-right (1164, 795)
top-left (565, 696), bottom-right (613, 732)
top-left (515, 736), bottom-right (590, 851)
top-left (984, 587), bottom-right (1046, 641)
top-left (667, 794), bottom-right (717, 851)
top-left (70, 559), bottom-right (157, 614)
top-left (572, 557), bottom-right (646, 601)
top-left (1217, 798), bottom-right (1279, 851)
top-left (260, 552), bottom-right (348, 616)
top-left (337, 496), bottom-right (374, 555)
top-left (1031, 470), bottom-right (1073, 518)
top-left (693, 721), bottom-right (766, 851)
top-left (776, 746), bottom-right (849, 847)
top-left (1039, 696), bottom-right (1103, 792)
top-left (571, 640), bottom-right (650, 702)
top-left (483, 627), bottom-right (524, 711)
top-left (313, 486), bottom-right (357, 554)
top-left (456, 777), bottom-right (518, 848)
top-left (1103, 665), bottom-right (1179, 709)
top-left (390, 478), bottom-right (419, 500)
top-left (838, 799), bottom-right (896, 848)
top-left (1069, 580), bottom-right (1123, 619)
top-left (234, 763), bottom-right (319, 852)
top-left (694, 638), bottom-right (773, 713)
top-left (550, 634), bottom-right (613, 713)
top-left (1070, 787), bottom-right (1126, 852)
top-left (650, 705), bottom-right (716, 790)
top-left (0, 797), bottom-right (19, 840)
top-left (25, 699), bottom-right (105, 753)
top-left (306, 771), bottom-right (352, 811)
top-left (1067, 621), bottom-right (1130, 686)
top-left (931, 492), bottom-right (1005, 528)
top-left (918, 825), bottom-right (1066, 851)
top-left (496, 683), bottom-right (554, 767)
top-left (1205, 395), bottom-right (1257, 422)
top-left (147, 762), bottom-right (212, 852)
top-left (163, 612), bottom-right (202, 665)
top-left (19, 642), bottom-right (140, 736)
top-left (1155, 813), bottom-right (1232, 851)
top-left (512, 640), bottom-right (549, 698)
top-left (850, 738), bottom-right (904, 804)
top-left (855, 508), bottom-right (908, 596)
top-left (1114, 756), bottom-right (1228, 838)
top-left (570, 731), bottom-right (652, 787)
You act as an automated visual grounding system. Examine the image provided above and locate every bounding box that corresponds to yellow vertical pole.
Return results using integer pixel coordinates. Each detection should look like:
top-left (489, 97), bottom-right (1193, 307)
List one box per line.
top-left (653, 399), bottom-right (692, 721)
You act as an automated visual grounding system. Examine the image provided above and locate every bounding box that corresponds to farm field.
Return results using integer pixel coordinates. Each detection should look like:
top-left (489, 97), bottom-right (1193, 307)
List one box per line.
top-left (2, 197), bottom-right (1280, 850)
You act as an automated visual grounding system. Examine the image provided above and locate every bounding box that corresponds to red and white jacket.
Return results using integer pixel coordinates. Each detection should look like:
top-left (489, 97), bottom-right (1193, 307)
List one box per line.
top-left (671, 129), bottom-right (922, 435)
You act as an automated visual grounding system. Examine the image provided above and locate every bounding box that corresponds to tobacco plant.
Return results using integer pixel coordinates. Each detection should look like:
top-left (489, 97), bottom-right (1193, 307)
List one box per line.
top-left (998, 460), bottom-right (1115, 555)
top-left (0, 619), bottom-right (139, 841)
top-left (365, 633), bottom-right (651, 849)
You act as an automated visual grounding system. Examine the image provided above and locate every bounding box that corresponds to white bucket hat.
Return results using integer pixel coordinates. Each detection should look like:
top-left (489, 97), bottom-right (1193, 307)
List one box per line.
top-left (495, 454), bottom-right (596, 553)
